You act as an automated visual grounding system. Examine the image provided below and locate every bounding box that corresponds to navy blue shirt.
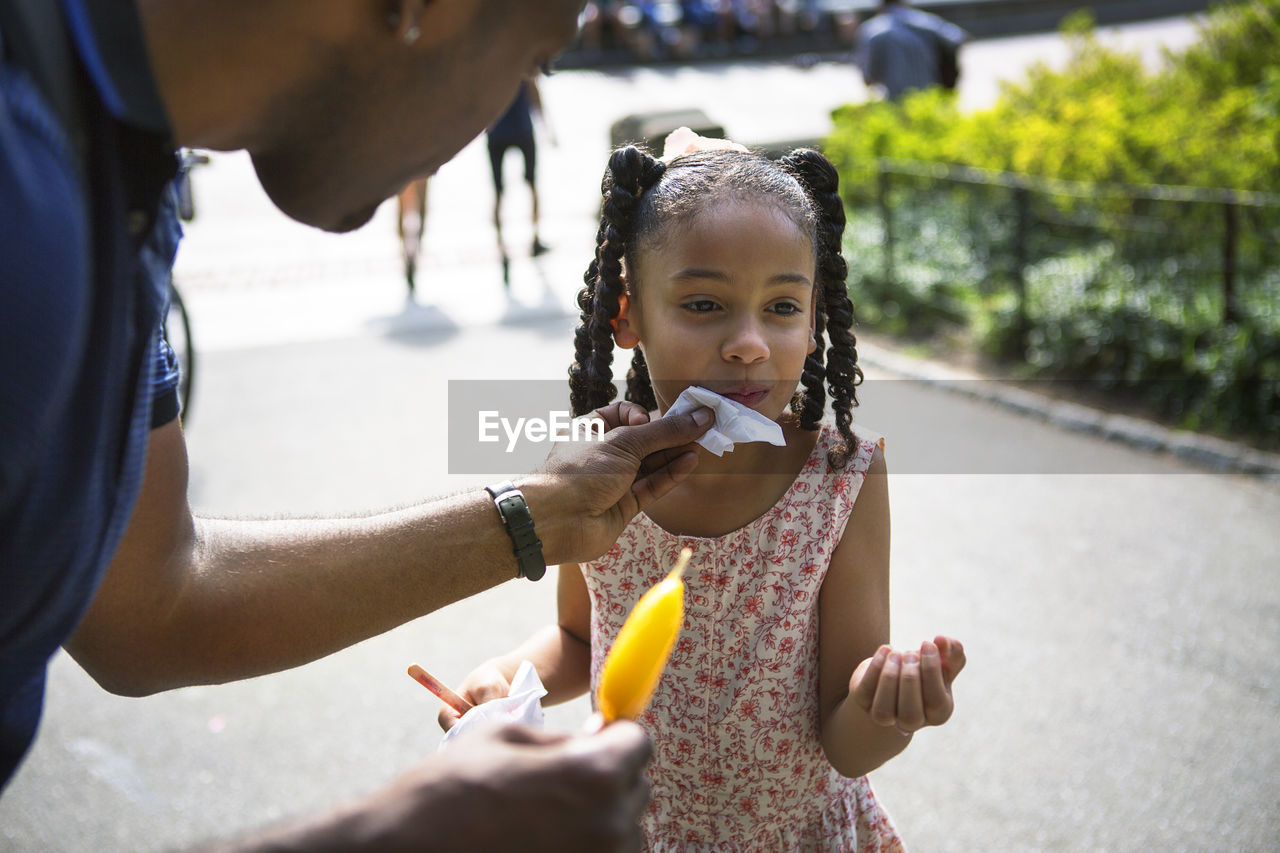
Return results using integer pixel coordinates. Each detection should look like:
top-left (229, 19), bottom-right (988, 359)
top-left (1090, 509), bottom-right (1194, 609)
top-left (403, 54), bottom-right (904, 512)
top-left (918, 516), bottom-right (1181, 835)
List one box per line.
top-left (1, 0), bottom-right (180, 788)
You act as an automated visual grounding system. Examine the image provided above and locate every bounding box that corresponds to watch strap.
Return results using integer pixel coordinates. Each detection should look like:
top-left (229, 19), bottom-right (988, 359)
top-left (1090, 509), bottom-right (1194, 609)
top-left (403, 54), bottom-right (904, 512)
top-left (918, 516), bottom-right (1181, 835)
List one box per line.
top-left (484, 481), bottom-right (546, 581)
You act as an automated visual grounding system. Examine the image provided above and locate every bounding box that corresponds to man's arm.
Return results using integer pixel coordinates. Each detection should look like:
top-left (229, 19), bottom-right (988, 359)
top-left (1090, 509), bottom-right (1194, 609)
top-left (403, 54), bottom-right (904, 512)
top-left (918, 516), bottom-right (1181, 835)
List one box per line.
top-left (66, 420), bottom-right (524, 695)
top-left (66, 405), bottom-right (711, 696)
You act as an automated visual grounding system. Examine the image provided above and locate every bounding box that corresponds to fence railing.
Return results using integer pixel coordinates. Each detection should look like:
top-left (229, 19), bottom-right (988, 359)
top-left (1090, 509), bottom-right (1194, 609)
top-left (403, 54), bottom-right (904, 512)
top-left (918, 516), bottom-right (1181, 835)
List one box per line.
top-left (846, 158), bottom-right (1280, 440)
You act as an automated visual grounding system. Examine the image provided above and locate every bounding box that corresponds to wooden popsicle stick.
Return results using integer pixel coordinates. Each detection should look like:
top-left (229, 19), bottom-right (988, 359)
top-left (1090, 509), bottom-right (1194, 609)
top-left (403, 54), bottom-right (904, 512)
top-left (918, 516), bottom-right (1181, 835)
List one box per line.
top-left (407, 664), bottom-right (473, 715)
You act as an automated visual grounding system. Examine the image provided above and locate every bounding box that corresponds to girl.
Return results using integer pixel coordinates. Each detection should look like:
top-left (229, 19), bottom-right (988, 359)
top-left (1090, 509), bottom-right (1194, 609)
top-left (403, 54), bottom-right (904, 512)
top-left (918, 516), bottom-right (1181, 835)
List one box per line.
top-left (444, 132), bottom-right (965, 851)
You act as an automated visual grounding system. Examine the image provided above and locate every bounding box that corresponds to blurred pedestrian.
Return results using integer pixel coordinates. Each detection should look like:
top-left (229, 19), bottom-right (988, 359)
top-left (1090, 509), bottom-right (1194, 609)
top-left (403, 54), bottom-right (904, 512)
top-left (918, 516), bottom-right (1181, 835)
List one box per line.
top-left (855, 0), bottom-right (969, 101)
top-left (396, 177), bottom-right (428, 296)
top-left (670, 0), bottom-right (719, 59)
top-left (576, 1), bottom-right (621, 53)
top-left (486, 76), bottom-right (550, 285)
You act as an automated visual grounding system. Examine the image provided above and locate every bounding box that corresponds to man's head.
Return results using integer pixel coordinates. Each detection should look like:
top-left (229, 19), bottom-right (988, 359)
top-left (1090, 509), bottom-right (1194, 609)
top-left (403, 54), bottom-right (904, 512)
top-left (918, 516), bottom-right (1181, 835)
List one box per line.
top-left (140, 0), bottom-right (583, 232)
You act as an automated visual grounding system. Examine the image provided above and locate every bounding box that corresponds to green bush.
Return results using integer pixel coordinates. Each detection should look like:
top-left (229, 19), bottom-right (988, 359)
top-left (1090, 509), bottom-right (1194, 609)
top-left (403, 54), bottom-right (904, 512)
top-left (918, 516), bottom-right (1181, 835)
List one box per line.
top-left (829, 1), bottom-right (1280, 193)
top-left (829, 0), bottom-right (1280, 445)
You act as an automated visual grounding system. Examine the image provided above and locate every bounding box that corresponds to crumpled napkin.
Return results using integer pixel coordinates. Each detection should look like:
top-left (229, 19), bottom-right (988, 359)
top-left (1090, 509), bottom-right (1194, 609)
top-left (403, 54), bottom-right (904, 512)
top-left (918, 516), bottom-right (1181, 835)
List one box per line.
top-left (438, 660), bottom-right (547, 750)
top-left (663, 385), bottom-right (786, 457)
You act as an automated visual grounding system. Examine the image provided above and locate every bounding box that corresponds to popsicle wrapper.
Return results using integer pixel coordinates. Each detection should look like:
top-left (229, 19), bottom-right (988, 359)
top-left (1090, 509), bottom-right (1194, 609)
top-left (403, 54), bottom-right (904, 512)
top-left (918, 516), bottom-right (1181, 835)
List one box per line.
top-left (438, 660), bottom-right (546, 750)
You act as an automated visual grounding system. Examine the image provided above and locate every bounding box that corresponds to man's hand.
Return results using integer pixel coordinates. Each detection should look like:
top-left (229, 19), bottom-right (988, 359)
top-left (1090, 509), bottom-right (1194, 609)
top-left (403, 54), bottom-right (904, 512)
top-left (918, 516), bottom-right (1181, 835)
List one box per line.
top-left (529, 401), bottom-right (712, 565)
top-left (849, 636), bottom-right (966, 734)
top-left (242, 722), bottom-right (652, 852)
top-left (375, 722), bottom-right (651, 852)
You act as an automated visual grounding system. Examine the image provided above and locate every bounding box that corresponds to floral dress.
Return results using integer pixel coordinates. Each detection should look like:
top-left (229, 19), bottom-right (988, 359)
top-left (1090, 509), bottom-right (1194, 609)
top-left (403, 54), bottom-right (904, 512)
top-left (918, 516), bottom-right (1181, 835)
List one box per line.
top-left (583, 424), bottom-right (904, 852)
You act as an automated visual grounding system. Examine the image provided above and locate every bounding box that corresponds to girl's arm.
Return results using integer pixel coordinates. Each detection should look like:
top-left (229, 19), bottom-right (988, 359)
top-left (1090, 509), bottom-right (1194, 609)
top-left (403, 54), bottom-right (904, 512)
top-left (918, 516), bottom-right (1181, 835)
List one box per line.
top-left (817, 446), bottom-right (908, 777)
top-left (818, 447), bottom-right (965, 778)
top-left (438, 563), bottom-right (592, 730)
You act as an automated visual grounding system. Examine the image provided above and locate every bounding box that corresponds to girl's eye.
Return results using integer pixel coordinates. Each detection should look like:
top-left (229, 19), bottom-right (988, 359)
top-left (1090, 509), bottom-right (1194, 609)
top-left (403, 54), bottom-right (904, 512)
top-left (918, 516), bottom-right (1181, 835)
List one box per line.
top-left (684, 299), bottom-right (720, 313)
top-left (770, 302), bottom-right (804, 316)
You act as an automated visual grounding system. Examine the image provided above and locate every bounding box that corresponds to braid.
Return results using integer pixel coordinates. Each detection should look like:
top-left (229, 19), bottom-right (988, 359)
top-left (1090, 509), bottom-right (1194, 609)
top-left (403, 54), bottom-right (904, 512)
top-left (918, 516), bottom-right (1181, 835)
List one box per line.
top-left (569, 146), bottom-right (666, 416)
top-left (570, 219), bottom-right (609, 416)
top-left (795, 309), bottom-right (827, 430)
top-left (781, 149), bottom-right (863, 467)
top-left (625, 348), bottom-right (657, 411)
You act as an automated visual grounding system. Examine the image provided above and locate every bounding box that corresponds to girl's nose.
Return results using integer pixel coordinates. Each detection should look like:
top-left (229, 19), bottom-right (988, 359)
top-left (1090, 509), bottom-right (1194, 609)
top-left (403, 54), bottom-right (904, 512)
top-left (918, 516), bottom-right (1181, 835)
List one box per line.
top-left (722, 317), bottom-right (769, 364)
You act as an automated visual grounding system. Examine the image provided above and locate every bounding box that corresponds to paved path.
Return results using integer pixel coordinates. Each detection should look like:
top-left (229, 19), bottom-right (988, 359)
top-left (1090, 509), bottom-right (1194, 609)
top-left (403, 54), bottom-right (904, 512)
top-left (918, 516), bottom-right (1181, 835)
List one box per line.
top-left (7, 15), bottom-right (1278, 853)
top-left (5, 323), bottom-right (1276, 852)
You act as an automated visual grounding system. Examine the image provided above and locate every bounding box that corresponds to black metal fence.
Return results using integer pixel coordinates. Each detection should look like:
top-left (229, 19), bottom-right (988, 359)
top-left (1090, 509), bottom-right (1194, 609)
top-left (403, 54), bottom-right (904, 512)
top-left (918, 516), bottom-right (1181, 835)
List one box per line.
top-left (845, 159), bottom-right (1280, 440)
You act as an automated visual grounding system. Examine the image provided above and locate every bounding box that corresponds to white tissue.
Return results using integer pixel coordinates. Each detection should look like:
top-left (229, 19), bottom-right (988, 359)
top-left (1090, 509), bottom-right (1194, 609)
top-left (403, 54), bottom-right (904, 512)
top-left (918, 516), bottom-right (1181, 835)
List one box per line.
top-left (663, 385), bottom-right (786, 456)
top-left (438, 660), bottom-right (547, 750)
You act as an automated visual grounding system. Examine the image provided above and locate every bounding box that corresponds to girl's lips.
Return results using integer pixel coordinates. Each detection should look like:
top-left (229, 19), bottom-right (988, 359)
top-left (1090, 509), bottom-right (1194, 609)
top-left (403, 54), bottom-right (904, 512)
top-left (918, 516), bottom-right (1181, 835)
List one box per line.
top-left (720, 387), bottom-right (770, 407)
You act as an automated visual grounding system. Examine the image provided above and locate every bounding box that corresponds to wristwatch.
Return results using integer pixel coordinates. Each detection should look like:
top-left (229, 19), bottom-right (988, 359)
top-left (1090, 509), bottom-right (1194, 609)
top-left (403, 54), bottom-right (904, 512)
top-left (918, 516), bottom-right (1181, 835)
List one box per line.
top-left (484, 481), bottom-right (546, 581)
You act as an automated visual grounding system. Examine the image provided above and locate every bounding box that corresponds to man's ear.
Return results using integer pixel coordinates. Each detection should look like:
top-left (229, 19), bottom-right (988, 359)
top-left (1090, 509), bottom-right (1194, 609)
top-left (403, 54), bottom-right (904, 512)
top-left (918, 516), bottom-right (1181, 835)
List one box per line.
top-left (611, 288), bottom-right (640, 349)
top-left (390, 0), bottom-right (472, 46)
top-left (386, 0), bottom-right (426, 43)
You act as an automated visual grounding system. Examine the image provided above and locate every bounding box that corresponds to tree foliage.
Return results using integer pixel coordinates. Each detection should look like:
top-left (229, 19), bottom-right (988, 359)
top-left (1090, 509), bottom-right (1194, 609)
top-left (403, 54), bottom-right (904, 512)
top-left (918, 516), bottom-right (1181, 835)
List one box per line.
top-left (826, 1), bottom-right (1280, 445)
top-left (827, 1), bottom-right (1280, 194)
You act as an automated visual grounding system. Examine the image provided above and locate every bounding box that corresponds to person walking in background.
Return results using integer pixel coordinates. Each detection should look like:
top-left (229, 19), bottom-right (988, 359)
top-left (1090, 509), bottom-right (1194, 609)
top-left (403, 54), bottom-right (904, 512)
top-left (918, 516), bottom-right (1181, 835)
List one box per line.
top-left (396, 177), bottom-right (428, 296)
top-left (487, 76), bottom-right (550, 286)
top-left (441, 130), bottom-right (966, 850)
top-left (855, 0), bottom-right (969, 101)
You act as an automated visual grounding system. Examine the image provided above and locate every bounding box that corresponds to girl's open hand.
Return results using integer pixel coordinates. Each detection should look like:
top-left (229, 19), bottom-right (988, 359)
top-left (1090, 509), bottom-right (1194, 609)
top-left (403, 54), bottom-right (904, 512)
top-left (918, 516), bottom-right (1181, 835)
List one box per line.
top-left (437, 663), bottom-right (512, 732)
top-left (849, 636), bottom-right (965, 734)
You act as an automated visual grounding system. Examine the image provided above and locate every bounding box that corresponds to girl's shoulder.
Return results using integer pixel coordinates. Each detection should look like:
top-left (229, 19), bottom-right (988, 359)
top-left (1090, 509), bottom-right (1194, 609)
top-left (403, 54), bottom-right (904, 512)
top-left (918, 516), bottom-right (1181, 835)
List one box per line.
top-left (774, 420), bottom-right (883, 519)
top-left (800, 421), bottom-right (883, 481)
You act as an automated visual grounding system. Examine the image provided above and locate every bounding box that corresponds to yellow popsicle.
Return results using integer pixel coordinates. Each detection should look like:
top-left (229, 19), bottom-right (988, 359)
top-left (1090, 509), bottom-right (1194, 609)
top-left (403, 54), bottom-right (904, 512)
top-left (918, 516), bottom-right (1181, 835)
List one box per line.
top-left (597, 547), bottom-right (691, 722)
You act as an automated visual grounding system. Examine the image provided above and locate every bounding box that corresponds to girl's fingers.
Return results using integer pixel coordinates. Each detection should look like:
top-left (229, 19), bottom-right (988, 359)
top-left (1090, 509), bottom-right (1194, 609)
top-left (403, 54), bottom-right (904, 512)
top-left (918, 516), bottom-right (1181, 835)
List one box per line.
top-left (850, 646), bottom-right (890, 712)
top-left (920, 641), bottom-right (954, 725)
top-left (451, 671), bottom-right (511, 710)
top-left (854, 641), bottom-right (959, 730)
top-left (869, 651), bottom-right (902, 727)
top-left (437, 706), bottom-right (463, 732)
top-left (895, 651), bottom-right (925, 732)
top-left (467, 683), bottom-right (508, 705)
top-left (935, 635), bottom-right (967, 684)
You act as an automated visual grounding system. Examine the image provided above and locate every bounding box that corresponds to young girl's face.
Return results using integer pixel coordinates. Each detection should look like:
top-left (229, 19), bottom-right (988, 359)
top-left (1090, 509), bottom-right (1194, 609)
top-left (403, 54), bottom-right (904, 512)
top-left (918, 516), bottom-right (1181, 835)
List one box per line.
top-left (617, 197), bottom-right (818, 422)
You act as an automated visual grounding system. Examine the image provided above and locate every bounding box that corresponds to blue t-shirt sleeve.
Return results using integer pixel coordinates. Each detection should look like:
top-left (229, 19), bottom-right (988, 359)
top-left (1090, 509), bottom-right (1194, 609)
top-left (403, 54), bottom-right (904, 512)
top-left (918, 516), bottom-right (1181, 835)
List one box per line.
top-left (150, 324), bottom-right (180, 428)
top-left (145, 182), bottom-right (184, 430)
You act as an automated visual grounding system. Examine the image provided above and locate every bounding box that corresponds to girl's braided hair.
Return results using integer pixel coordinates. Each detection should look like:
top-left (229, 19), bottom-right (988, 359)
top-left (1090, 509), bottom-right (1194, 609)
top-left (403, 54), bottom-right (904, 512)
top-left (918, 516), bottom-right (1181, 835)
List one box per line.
top-left (568, 144), bottom-right (863, 467)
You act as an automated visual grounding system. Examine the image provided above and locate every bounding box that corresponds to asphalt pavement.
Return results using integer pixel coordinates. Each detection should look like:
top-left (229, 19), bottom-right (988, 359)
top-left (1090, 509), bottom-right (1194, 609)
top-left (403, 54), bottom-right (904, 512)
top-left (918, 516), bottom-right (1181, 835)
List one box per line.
top-left (5, 15), bottom-right (1279, 853)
